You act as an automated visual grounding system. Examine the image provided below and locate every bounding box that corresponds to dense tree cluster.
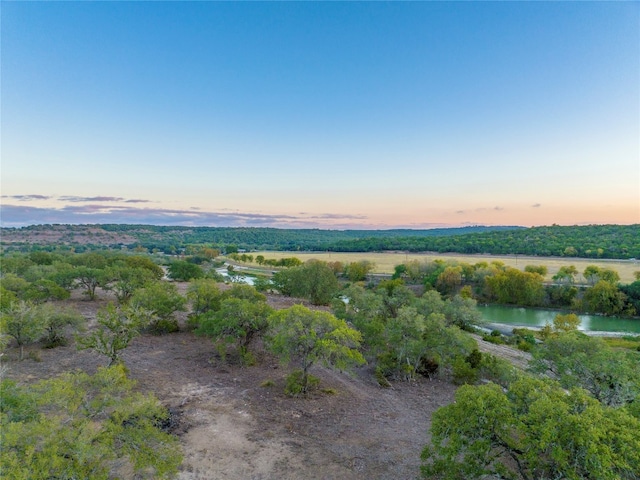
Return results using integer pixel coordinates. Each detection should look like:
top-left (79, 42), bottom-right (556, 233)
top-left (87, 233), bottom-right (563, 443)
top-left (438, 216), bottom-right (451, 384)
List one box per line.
top-left (391, 258), bottom-right (640, 316)
top-left (329, 224), bottom-right (640, 259)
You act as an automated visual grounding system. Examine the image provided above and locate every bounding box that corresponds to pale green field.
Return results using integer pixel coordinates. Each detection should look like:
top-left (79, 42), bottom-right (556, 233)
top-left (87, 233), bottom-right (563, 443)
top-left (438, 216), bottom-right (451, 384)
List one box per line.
top-left (250, 251), bottom-right (640, 284)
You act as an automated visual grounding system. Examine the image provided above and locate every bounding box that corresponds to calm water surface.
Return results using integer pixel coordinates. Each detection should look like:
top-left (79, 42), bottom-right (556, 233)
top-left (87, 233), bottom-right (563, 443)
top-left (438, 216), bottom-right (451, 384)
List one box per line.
top-left (478, 305), bottom-right (640, 334)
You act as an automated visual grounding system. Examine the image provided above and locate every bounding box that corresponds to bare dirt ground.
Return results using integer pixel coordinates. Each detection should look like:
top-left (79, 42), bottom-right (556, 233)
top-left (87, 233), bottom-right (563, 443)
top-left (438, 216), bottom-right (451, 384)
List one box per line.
top-left (3, 287), bottom-right (472, 480)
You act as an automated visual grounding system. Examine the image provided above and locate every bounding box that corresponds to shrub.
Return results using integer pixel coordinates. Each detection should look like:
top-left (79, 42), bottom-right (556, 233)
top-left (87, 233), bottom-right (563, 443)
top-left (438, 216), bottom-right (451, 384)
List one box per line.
top-left (452, 356), bottom-right (479, 385)
top-left (285, 370), bottom-right (320, 397)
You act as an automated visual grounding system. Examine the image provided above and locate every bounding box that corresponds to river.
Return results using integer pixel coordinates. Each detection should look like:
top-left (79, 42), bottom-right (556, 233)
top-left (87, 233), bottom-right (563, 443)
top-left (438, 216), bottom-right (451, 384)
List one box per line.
top-left (478, 305), bottom-right (640, 335)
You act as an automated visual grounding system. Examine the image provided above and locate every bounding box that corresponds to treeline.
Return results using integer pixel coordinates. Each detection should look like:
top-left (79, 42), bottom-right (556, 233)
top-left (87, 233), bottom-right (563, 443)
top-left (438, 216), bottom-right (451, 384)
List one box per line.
top-left (1, 224), bottom-right (518, 253)
top-left (2, 223), bottom-right (639, 259)
top-left (328, 224), bottom-right (640, 259)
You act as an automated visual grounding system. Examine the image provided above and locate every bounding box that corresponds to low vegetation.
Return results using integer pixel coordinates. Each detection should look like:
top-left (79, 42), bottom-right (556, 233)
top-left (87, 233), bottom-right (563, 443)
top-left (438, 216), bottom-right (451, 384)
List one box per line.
top-left (1, 245), bottom-right (639, 478)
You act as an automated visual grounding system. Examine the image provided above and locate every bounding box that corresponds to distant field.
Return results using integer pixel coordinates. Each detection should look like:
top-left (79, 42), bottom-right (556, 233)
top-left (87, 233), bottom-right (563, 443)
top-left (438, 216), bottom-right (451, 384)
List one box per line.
top-left (251, 251), bottom-right (640, 284)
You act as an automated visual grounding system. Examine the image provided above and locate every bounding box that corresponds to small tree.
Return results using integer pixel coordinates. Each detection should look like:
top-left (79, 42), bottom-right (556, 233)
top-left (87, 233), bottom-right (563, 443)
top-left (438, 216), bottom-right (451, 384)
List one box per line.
top-left (77, 304), bottom-right (153, 366)
top-left (266, 305), bottom-right (365, 395)
top-left (0, 301), bottom-right (46, 360)
top-left (107, 266), bottom-right (156, 304)
top-left (196, 298), bottom-right (273, 363)
top-left (39, 303), bottom-right (85, 348)
top-left (130, 281), bottom-right (186, 334)
top-left (167, 260), bottom-right (204, 282)
top-left (186, 278), bottom-right (222, 316)
top-left (74, 266), bottom-right (109, 300)
top-left (343, 260), bottom-right (376, 282)
top-left (552, 312), bottom-right (580, 333)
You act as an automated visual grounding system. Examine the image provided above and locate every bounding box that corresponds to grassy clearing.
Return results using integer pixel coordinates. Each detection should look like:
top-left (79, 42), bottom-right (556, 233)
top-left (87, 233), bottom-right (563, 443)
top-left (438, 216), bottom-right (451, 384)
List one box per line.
top-left (249, 251), bottom-right (640, 284)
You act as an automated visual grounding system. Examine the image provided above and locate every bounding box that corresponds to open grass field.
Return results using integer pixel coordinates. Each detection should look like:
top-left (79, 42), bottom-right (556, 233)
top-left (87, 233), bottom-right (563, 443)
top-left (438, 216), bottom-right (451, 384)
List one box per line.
top-left (251, 251), bottom-right (640, 284)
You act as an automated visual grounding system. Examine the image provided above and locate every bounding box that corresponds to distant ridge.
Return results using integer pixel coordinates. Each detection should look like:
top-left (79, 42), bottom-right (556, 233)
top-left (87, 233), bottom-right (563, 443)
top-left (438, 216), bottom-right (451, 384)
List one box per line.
top-left (1, 224), bottom-right (638, 259)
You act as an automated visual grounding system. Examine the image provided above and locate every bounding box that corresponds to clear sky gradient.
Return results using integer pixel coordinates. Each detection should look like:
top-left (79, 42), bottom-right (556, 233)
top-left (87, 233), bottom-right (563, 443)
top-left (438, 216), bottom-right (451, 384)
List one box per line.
top-left (2, 2), bottom-right (638, 229)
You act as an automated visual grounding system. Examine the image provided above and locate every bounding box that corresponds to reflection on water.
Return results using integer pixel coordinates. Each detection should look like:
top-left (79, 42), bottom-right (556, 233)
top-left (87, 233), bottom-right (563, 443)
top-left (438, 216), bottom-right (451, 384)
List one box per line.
top-left (479, 305), bottom-right (640, 334)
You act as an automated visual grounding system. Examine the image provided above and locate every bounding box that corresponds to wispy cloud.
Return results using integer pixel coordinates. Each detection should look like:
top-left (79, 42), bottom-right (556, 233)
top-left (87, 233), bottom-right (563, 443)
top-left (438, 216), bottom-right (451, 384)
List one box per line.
top-left (0, 203), bottom-right (371, 229)
top-left (59, 196), bottom-right (125, 202)
top-left (532, 203), bottom-right (542, 208)
top-left (1, 194), bottom-right (52, 201)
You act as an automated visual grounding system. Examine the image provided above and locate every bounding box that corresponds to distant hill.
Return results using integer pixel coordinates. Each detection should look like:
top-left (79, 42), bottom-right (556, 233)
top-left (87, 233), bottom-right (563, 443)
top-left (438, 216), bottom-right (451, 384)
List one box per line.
top-left (0, 224), bottom-right (519, 252)
top-left (1, 223), bottom-right (638, 259)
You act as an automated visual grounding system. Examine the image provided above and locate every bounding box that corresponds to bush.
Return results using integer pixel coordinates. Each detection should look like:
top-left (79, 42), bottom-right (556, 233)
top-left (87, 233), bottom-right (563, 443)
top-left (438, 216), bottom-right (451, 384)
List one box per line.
top-left (284, 370), bottom-right (320, 397)
top-left (466, 349), bottom-right (482, 369)
top-left (374, 366), bottom-right (392, 388)
top-left (452, 356), bottom-right (478, 385)
top-left (147, 318), bottom-right (179, 335)
top-left (479, 354), bottom-right (518, 387)
top-left (482, 333), bottom-right (505, 345)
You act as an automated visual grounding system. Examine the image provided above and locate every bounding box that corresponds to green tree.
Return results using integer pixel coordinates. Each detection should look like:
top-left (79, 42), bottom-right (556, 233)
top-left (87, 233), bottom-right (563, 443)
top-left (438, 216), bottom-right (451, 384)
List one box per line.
top-left (583, 279), bottom-right (626, 315)
top-left (422, 377), bottom-right (640, 480)
top-left (0, 274), bottom-right (31, 300)
top-left (599, 268), bottom-right (621, 284)
top-left (378, 309), bottom-right (476, 382)
top-left (222, 284), bottom-right (267, 303)
top-left (552, 265), bottom-right (578, 284)
top-left (0, 365), bottom-right (182, 479)
top-left (186, 278), bottom-right (222, 316)
top-left (266, 305), bottom-right (365, 395)
top-left (485, 268), bottom-right (545, 306)
top-left (0, 302), bottom-right (46, 360)
top-left (0, 286), bottom-right (18, 311)
top-left (123, 255), bottom-right (164, 279)
top-left (38, 303), bottom-right (85, 348)
top-left (436, 266), bottom-right (463, 296)
top-left (107, 265), bottom-right (155, 304)
top-left (333, 284), bottom-right (386, 354)
top-left (343, 260), bottom-right (375, 282)
top-left (272, 260), bottom-right (339, 305)
top-left (196, 298), bottom-right (273, 361)
top-left (74, 266), bottom-right (110, 300)
top-left (130, 281), bottom-right (186, 333)
top-left (444, 294), bottom-right (483, 330)
top-left (167, 260), bottom-right (204, 281)
top-left (23, 279), bottom-right (70, 303)
top-left (524, 265), bottom-right (548, 276)
top-left (376, 279), bottom-right (415, 319)
top-left (551, 312), bottom-right (580, 333)
top-left (583, 265), bottom-right (602, 285)
top-left (77, 304), bottom-right (153, 366)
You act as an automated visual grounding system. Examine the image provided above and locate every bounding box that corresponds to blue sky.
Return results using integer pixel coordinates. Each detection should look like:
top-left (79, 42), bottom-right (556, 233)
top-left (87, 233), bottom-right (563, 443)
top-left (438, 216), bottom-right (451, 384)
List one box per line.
top-left (2, 1), bottom-right (638, 229)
